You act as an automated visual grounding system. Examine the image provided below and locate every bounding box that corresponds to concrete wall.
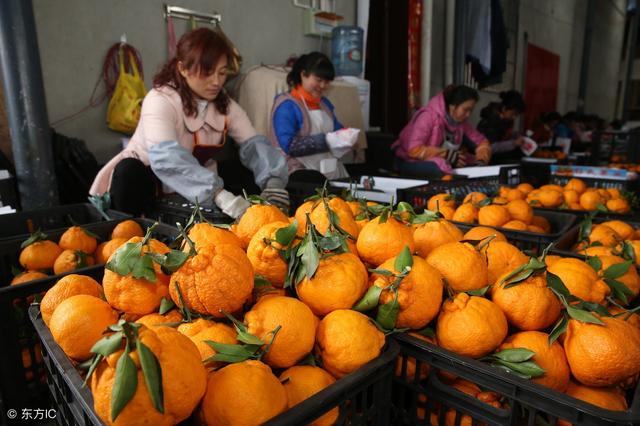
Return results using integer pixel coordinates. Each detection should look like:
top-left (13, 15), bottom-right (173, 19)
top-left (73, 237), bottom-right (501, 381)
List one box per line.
top-left (33, 0), bottom-right (356, 163)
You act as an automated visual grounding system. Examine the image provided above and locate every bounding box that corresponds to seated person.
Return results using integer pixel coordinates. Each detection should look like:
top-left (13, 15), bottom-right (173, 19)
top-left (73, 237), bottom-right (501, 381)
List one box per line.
top-left (269, 52), bottom-right (354, 180)
top-left (392, 85), bottom-right (491, 176)
top-left (476, 90), bottom-right (526, 164)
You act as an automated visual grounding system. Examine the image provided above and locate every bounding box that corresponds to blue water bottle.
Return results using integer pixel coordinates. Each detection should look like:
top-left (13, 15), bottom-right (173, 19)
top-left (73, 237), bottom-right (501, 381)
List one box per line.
top-left (331, 26), bottom-right (364, 76)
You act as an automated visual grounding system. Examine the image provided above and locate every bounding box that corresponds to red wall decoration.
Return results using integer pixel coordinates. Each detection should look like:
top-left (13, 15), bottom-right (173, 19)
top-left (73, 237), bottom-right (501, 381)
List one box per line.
top-left (523, 43), bottom-right (560, 131)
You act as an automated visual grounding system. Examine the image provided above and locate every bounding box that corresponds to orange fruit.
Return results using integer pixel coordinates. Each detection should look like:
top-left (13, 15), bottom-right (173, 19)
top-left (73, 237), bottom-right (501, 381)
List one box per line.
top-left (41, 274), bottom-right (102, 326)
top-left (294, 200), bottom-right (317, 237)
top-left (506, 199), bottom-right (533, 224)
top-left (588, 224), bottom-right (621, 247)
top-left (19, 240), bottom-right (63, 271)
top-left (135, 310), bottom-right (183, 328)
top-left (372, 255), bottom-right (443, 329)
top-left (296, 252), bottom-right (368, 317)
top-left (438, 206), bottom-right (455, 220)
top-left (478, 205), bottom-right (510, 228)
top-left (481, 241), bottom-right (528, 286)
top-left (103, 237), bottom-right (171, 316)
top-left (547, 258), bottom-right (609, 303)
top-left (517, 183), bottom-right (534, 194)
top-left (564, 316), bottom-right (640, 387)
top-left (95, 238), bottom-right (128, 264)
top-left (428, 193), bottom-right (456, 211)
top-left (493, 196), bottom-right (509, 205)
top-left (630, 240), bottom-right (640, 266)
top-left (247, 221), bottom-right (293, 287)
top-left (279, 366), bottom-right (338, 426)
top-left (568, 202), bottom-right (584, 210)
top-left (438, 379), bottom-right (503, 426)
top-left (316, 309), bottom-right (385, 378)
top-left (500, 331), bottom-right (570, 391)
top-left (502, 220), bottom-right (528, 231)
top-left (540, 184), bottom-right (565, 193)
top-left (607, 198), bottom-right (631, 214)
top-left (186, 222), bottom-right (242, 251)
top-left (609, 306), bottom-right (640, 329)
top-left (309, 197), bottom-right (359, 239)
top-left (356, 216), bottom-right (414, 266)
top-left (564, 178), bottom-right (587, 194)
top-left (577, 245), bottom-right (615, 257)
top-left (463, 192), bottom-right (488, 204)
top-left (53, 249), bottom-right (95, 275)
top-left (599, 221), bottom-right (635, 240)
top-left (436, 293), bottom-right (508, 358)
top-left (199, 360), bottom-right (287, 426)
top-left (110, 220), bottom-right (144, 240)
top-left (169, 243), bottom-right (253, 318)
top-left (538, 190), bottom-right (564, 208)
top-left (427, 242), bottom-right (488, 292)
top-left (579, 190), bottom-right (603, 211)
top-left (545, 255), bottom-right (563, 267)
top-left (49, 294), bottom-right (118, 361)
top-left (506, 188), bottom-right (525, 201)
top-left (527, 225), bottom-right (547, 234)
top-left (91, 326), bottom-right (207, 425)
top-left (452, 203), bottom-right (478, 224)
top-left (526, 189), bottom-right (542, 206)
top-left (188, 322), bottom-right (238, 367)
top-left (236, 204), bottom-right (289, 249)
top-left (606, 188), bottom-right (622, 199)
top-left (176, 318), bottom-right (216, 337)
top-left (462, 227), bottom-right (507, 243)
top-left (394, 333), bottom-right (434, 380)
top-left (597, 188), bottom-right (612, 201)
top-left (531, 216), bottom-right (551, 233)
top-left (245, 296), bottom-right (318, 369)
top-left (10, 271), bottom-right (47, 286)
top-left (491, 273), bottom-right (562, 331)
top-left (413, 219), bottom-right (463, 257)
top-left (59, 226), bottom-right (97, 254)
top-left (562, 381), bottom-right (627, 419)
top-left (563, 190), bottom-right (580, 204)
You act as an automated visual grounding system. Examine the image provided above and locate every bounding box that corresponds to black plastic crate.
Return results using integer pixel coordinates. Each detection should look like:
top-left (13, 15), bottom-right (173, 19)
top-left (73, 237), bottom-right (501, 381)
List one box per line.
top-left (393, 333), bottom-right (640, 426)
top-left (0, 220), bottom-right (178, 413)
top-left (149, 194), bottom-right (231, 227)
top-left (0, 203), bottom-right (130, 241)
top-left (28, 302), bottom-right (399, 426)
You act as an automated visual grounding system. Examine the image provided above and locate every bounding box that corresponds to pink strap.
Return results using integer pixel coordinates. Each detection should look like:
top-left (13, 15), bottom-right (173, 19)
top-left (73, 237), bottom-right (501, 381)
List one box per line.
top-left (167, 16), bottom-right (177, 59)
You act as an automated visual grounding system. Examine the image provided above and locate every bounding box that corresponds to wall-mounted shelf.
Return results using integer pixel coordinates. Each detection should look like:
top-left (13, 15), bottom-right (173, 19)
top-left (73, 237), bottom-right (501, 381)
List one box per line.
top-left (164, 4), bottom-right (221, 24)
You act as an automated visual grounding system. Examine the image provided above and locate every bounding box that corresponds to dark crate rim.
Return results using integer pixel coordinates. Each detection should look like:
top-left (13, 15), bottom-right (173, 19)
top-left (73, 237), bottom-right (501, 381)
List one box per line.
top-left (29, 302), bottom-right (399, 426)
top-left (393, 333), bottom-right (640, 423)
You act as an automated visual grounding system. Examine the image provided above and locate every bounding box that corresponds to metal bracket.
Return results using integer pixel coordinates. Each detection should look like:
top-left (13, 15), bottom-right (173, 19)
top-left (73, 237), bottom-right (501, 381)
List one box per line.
top-left (164, 4), bottom-right (222, 25)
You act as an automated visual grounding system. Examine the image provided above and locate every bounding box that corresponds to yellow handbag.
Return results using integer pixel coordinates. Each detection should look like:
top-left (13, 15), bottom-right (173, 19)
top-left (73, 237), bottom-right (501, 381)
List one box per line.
top-left (107, 49), bottom-right (147, 134)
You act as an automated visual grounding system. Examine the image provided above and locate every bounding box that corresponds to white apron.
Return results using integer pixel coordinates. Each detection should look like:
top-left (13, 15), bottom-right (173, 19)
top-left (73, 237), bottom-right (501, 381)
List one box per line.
top-left (295, 100), bottom-right (349, 180)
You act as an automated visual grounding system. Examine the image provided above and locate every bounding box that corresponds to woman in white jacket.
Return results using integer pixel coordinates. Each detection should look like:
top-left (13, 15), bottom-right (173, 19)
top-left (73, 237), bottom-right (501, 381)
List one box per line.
top-left (90, 28), bottom-right (289, 218)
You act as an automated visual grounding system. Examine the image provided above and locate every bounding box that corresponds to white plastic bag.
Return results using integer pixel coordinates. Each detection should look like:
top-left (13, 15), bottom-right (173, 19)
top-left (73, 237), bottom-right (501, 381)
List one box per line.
top-left (326, 128), bottom-right (360, 158)
top-left (520, 137), bottom-right (538, 156)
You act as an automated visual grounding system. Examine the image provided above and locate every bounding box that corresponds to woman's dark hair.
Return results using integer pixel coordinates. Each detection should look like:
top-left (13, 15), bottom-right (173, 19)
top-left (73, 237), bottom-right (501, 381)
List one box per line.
top-left (541, 111), bottom-right (561, 123)
top-left (499, 90), bottom-right (525, 113)
top-left (442, 85), bottom-right (479, 107)
top-left (286, 52), bottom-right (335, 87)
top-left (153, 28), bottom-right (233, 117)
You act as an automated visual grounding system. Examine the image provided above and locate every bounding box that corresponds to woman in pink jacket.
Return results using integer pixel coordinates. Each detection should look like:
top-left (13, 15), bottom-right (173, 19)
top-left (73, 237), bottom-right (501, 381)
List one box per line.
top-left (392, 85), bottom-right (492, 176)
top-left (90, 28), bottom-right (288, 218)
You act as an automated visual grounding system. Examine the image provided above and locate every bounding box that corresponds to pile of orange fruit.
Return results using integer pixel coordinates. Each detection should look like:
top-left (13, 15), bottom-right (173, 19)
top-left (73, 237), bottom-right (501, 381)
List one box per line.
top-left (11, 220), bottom-right (145, 287)
top-left (568, 219), bottom-right (640, 267)
top-left (533, 149), bottom-right (567, 160)
top-left (425, 191), bottom-right (553, 234)
top-left (33, 194), bottom-right (640, 425)
top-left (609, 162), bottom-right (640, 173)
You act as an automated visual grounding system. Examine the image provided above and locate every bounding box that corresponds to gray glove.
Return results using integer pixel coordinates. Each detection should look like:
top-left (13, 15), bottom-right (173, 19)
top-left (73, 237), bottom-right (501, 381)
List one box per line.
top-left (260, 187), bottom-right (290, 214)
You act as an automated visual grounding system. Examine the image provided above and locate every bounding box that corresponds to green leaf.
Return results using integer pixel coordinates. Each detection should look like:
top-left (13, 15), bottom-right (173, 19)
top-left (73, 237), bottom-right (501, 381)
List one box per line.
top-left (221, 310), bottom-right (249, 334)
top-left (378, 208), bottom-right (390, 224)
top-left (237, 329), bottom-right (266, 346)
top-left (578, 217), bottom-right (593, 243)
top-left (83, 354), bottom-right (104, 384)
top-left (160, 250), bottom-right (191, 274)
top-left (603, 260), bottom-right (632, 280)
top-left (75, 250), bottom-right (89, 268)
top-left (90, 332), bottom-right (123, 357)
top-left (275, 221), bottom-right (298, 246)
top-left (604, 278), bottom-right (633, 305)
top-left (81, 226), bottom-right (101, 240)
top-left (376, 295), bottom-right (400, 330)
top-left (476, 198), bottom-right (492, 207)
top-left (492, 359), bottom-right (546, 378)
top-left (106, 242), bottom-right (143, 276)
top-left (411, 211), bottom-right (441, 225)
top-left (490, 348), bottom-right (535, 363)
top-left (546, 272), bottom-right (571, 298)
top-left (173, 282), bottom-right (192, 322)
top-left (88, 193), bottom-right (112, 220)
top-left (548, 314), bottom-right (568, 345)
top-left (213, 223), bottom-right (231, 230)
top-left (136, 340), bottom-right (164, 414)
top-left (596, 203), bottom-right (608, 212)
top-left (576, 301), bottom-right (612, 317)
top-left (394, 246), bottom-right (414, 272)
top-left (503, 268), bottom-right (534, 288)
top-left (111, 347), bottom-right (138, 421)
top-left (466, 285), bottom-right (490, 296)
top-left (254, 275), bottom-right (272, 288)
top-left (585, 256), bottom-right (602, 272)
top-left (159, 298), bottom-right (174, 315)
top-left (205, 341), bottom-right (259, 358)
top-left (301, 240), bottom-right (320, 280)
top-left (353, 285), bottom-right (383, 312)
top-left (299, 353), bottom-right (317, 366)
top-left (20, 229), bottom-right (48, 249)
top-left (620, 241), bottom-right (637, 262)
top-left (566, 306), bottom-right (605, 325)
top-left (318, 235), bottom-right (343, 251)
top-left (415, 327), bottom-right (435, 338)
top-left (368, 268), bottom-right (394, 276)
top-left (131, 254), bottom-right (156, 282)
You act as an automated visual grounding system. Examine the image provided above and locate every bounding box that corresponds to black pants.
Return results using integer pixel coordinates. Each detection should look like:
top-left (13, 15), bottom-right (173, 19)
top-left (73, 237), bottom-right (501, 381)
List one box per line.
top-left (110, 158), bottom-right (155, 216)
